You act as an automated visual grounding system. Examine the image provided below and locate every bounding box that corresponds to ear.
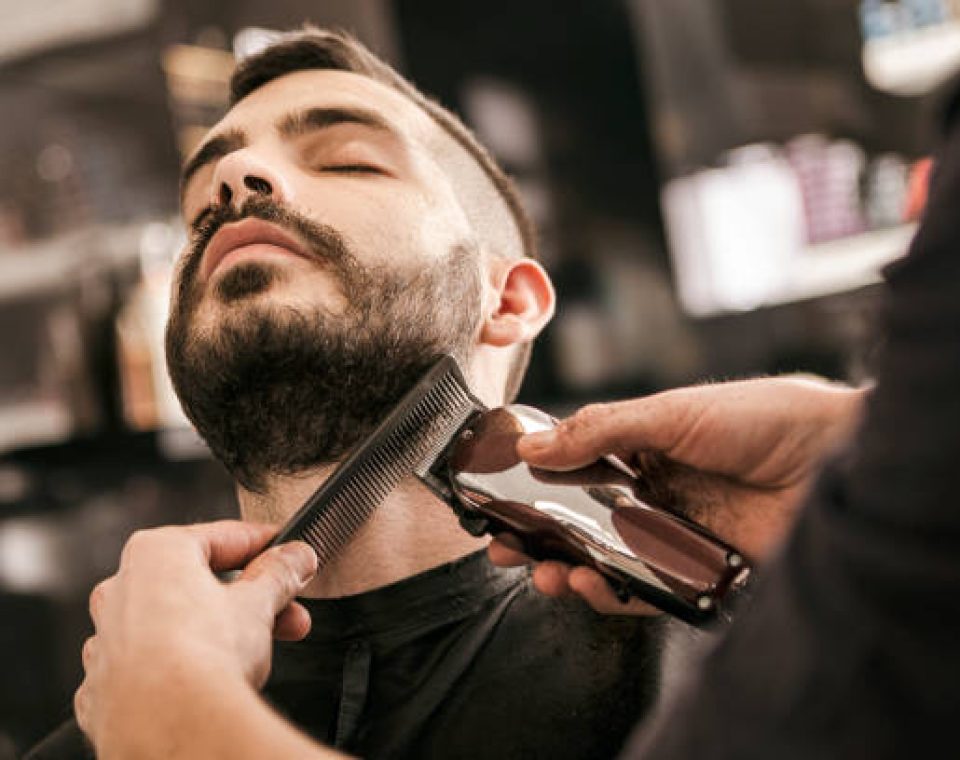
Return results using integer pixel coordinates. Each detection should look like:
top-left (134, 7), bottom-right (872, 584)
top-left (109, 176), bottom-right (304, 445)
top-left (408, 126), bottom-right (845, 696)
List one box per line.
top-left (480, 258), bottom-right (556, 347)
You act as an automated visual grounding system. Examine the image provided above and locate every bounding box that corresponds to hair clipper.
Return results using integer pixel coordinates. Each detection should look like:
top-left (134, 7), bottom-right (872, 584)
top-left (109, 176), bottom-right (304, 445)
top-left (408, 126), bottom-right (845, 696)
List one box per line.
top-left (269, 355), bottom-right (751, 625)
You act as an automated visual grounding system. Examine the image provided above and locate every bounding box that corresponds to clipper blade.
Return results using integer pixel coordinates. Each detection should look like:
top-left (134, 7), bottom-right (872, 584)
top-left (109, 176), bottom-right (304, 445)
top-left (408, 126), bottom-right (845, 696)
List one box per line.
top-left (267, 355), bottom-right (484, 568)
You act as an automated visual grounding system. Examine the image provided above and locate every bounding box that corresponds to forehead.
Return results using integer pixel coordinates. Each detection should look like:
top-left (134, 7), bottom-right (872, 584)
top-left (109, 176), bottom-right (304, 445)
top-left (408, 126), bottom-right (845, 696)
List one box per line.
top-left (214, 68), bottom-right (436, 143)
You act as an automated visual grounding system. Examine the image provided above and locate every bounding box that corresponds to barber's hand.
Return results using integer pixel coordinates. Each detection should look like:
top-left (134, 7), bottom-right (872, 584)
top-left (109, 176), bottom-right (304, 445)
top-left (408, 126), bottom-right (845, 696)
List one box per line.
top-left (74, 520), bottom-right (317, 752)
top-left (489, 377), bottom-right (866, 614)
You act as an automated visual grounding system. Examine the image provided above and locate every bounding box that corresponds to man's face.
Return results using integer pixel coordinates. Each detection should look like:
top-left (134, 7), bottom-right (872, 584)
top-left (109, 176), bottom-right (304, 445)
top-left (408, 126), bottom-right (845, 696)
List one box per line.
top-left (167, 69), bottom-right (485, 491)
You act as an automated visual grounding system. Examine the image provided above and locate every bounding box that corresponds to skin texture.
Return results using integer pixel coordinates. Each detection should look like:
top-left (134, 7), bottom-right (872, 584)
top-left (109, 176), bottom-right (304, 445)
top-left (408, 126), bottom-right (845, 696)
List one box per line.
top-left (172, 67), bottom-right (555, 597)
top-left (489, 376), bottom-right (868, 615)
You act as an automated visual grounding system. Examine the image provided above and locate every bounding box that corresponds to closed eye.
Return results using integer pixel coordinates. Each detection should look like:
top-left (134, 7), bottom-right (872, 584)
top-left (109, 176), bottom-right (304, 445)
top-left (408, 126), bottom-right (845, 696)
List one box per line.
top-left (322, 164), bottom-right (385, 175)
top-left (187, 165), bottom-right (383, 229)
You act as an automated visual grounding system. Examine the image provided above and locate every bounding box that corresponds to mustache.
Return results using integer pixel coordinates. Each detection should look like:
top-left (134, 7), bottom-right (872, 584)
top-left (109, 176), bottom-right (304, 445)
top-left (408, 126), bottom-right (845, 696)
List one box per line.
top-left (184, 196), bottom-right (355, 279)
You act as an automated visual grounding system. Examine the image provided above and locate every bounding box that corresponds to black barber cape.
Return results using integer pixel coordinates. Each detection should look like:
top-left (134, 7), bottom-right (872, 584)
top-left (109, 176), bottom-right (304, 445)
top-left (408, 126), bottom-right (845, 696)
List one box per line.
top-left (28, 551), bottom-right (660, 759)
top-left (622, 79), bottom-right (960, 759)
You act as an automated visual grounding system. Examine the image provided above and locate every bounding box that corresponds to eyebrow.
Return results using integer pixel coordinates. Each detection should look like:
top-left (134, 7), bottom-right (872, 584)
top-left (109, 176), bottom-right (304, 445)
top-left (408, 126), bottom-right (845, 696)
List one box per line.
top-left (180, 106), bottom-right (397, 200)
top-left (277, 105), bottom-right (395, 139)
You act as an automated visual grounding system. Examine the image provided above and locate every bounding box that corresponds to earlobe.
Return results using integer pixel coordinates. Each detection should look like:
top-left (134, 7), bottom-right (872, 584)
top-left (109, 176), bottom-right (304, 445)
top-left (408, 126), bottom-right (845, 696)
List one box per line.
top-left (479, 259), bottom-right (556, 348)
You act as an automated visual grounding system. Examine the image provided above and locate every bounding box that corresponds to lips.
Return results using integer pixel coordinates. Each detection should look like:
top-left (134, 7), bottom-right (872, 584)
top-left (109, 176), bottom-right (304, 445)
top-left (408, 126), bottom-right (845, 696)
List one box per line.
top-left (201, 218), bottom-right (311, 280)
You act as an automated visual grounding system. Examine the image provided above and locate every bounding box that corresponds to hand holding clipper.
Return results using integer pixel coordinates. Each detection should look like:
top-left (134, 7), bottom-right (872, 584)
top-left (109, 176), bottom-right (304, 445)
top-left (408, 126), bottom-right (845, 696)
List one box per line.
top-left (438, 405), bottom-right (751, 625)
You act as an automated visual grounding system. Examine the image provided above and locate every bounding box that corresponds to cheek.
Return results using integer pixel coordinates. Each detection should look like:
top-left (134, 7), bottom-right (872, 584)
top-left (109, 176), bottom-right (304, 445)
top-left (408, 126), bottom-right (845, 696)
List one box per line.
top-left (309, 189), bottom-right (436, 265)
top-left (295, 172), bottom-right (474, 268)
top-left (371, 193), bottom-right (475, 268)
top-left (411, 169), bottom-right (477, 258)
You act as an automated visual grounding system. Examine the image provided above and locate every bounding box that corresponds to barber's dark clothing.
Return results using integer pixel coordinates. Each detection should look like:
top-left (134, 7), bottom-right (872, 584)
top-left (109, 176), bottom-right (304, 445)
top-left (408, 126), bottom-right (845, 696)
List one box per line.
top-left (27, 551), bottom-right (660, 759)
top-left (623, 84), bottom-right (960, 758)
top-left (267, 551), bottom-right (659, 758)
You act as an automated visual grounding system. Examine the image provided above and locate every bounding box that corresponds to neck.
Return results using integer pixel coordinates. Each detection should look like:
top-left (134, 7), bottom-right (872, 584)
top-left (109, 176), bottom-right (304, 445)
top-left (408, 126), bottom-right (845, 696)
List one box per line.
top-left (237, 468), bottom-right (489, 598)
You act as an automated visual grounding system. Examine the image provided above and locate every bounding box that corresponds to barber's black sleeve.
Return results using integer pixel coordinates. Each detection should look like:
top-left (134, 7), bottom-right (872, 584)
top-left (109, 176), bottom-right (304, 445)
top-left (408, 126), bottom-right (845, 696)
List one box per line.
top-left (622, 79), bottom-right (960, 760)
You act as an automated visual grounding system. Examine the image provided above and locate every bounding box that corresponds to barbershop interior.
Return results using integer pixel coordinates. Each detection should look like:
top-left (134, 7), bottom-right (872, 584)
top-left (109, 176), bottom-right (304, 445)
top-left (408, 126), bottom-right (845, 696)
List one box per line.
top-left (0, 0), bottom-right (953, 756)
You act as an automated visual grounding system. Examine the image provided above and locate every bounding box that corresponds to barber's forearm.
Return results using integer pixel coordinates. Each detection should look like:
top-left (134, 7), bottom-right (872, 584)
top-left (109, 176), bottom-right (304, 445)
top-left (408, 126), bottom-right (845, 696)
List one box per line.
top-left (95, 664), bottom-right (348, 760)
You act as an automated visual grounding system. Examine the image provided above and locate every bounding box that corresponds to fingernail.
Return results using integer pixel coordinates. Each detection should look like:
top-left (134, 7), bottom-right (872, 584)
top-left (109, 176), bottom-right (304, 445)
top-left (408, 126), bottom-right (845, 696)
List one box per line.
top-left (283, 542), bottom-right (318, 584)
top-left (522, 430), bottom-right (557, 450)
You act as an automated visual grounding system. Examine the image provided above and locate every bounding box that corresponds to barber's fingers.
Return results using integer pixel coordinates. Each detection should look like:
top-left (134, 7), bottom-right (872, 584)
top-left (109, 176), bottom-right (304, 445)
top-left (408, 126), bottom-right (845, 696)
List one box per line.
top-left (528, 560), bottom-right (660, 616)
top-left (74, 681), bottom-right (91, 737)
top-left (486, 537), bottom-right (585, 598)
top-left (118, 521), bottom-right (279, 575)
top-left (487, 534), bottom-right (530, 567)
top-left (566, 567), bottom-right (660, 616)
top-left (88, 579), bottom-right (112, 627)
top-left (81, 636), bottom-right (96, 671)
top-left (236, 541), bottom-right (318, 622)
top-left (75, 639), bottom-right (98, 738)
top-left (517, 396), bottom-right (694, 471)
top-left (532, 561), bottom-right (575, 597)
top-left (490, 534), bottom-right (661, 615)
top-left (185, 520), bottom-right (281, 572)
top-left (273, 601), bottom-right (313, 642)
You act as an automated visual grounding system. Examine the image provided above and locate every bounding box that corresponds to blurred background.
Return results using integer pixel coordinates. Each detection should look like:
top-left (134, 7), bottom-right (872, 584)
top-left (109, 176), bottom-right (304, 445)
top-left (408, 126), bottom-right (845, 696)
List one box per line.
top-left (0, 0), bottom-right (953, 753)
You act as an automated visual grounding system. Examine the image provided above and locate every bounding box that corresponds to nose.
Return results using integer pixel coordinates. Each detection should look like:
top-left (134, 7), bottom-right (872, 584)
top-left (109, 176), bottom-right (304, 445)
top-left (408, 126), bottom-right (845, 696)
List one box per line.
top-left (209, 148), bottom-right (295, 209)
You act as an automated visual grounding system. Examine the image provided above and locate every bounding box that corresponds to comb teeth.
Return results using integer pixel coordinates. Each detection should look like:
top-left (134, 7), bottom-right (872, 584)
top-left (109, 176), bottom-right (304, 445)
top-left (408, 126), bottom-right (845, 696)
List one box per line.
top-left (269, 356), bottom-right (483, 569)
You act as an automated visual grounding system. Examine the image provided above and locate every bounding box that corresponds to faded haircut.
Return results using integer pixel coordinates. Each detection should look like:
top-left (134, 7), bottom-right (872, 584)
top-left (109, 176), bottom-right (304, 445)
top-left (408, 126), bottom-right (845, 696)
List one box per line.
top-left (229, 27), bottom-right (539, 401)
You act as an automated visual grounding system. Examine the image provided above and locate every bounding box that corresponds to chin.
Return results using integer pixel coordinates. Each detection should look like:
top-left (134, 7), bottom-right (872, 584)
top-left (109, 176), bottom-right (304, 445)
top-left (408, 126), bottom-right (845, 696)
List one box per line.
top-left (212, 261), bottom-right (282, 303)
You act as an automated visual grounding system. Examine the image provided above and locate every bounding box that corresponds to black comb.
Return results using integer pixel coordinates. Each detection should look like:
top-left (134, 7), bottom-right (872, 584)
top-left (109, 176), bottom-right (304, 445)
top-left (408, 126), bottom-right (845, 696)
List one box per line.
top-left (266, 354), bottom-right (485, 567)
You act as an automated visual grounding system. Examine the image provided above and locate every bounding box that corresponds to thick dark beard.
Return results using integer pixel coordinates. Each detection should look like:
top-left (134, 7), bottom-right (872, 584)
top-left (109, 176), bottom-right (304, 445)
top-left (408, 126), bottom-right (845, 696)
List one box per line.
top-left (166, 197), bottom-right (481, 492)
top-left (215, 262), bottom-right (276, 302)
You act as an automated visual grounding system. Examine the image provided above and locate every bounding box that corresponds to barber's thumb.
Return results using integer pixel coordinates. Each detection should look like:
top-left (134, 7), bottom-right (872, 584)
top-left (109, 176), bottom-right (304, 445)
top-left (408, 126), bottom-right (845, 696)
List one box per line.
top-left (241, 541), bottom-right (318, 614)
top-left (277, 541), bottom-right (318, 585)
top-left (517, 427), bottom-right (597, 471)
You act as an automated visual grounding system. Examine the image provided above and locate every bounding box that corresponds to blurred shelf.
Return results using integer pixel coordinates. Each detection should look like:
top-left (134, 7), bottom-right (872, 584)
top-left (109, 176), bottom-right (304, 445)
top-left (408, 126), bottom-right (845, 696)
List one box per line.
top-left (0, 402), bottom-right (73, 455)
top-left (692, 223), bottom-right (918, 318)
top-left (0, 219), bottom-right (181, 300)
top-left (775, 223), bottom-right (917, 306)
top-left (863, 20), bottom-right (960, 95)
top-left (0, 226), bottom-right (132, 300)
top-left (0, 425), bottom-right (210, 467)
top-left (0, 0), bottom-right (157, 67)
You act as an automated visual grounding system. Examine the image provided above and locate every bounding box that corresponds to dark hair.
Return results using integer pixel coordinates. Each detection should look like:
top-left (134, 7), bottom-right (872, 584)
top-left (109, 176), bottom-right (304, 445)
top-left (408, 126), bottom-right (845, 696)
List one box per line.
top-left (229, 27), bottom-right (538, 400)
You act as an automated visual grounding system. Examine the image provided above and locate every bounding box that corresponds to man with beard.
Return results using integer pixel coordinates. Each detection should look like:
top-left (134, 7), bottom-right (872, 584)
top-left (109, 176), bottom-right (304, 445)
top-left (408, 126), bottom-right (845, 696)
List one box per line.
top-left (53, 55), bottom-right (960, 760)
top-left (28, 27), bottom-right (668, 760)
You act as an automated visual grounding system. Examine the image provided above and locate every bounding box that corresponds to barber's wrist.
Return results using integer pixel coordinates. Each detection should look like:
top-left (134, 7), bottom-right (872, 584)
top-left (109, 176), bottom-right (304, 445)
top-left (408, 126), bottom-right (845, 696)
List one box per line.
top-left (95, 659), bottom-right (252, 760)
top-left (102, 666), bottom-right (337, 760)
